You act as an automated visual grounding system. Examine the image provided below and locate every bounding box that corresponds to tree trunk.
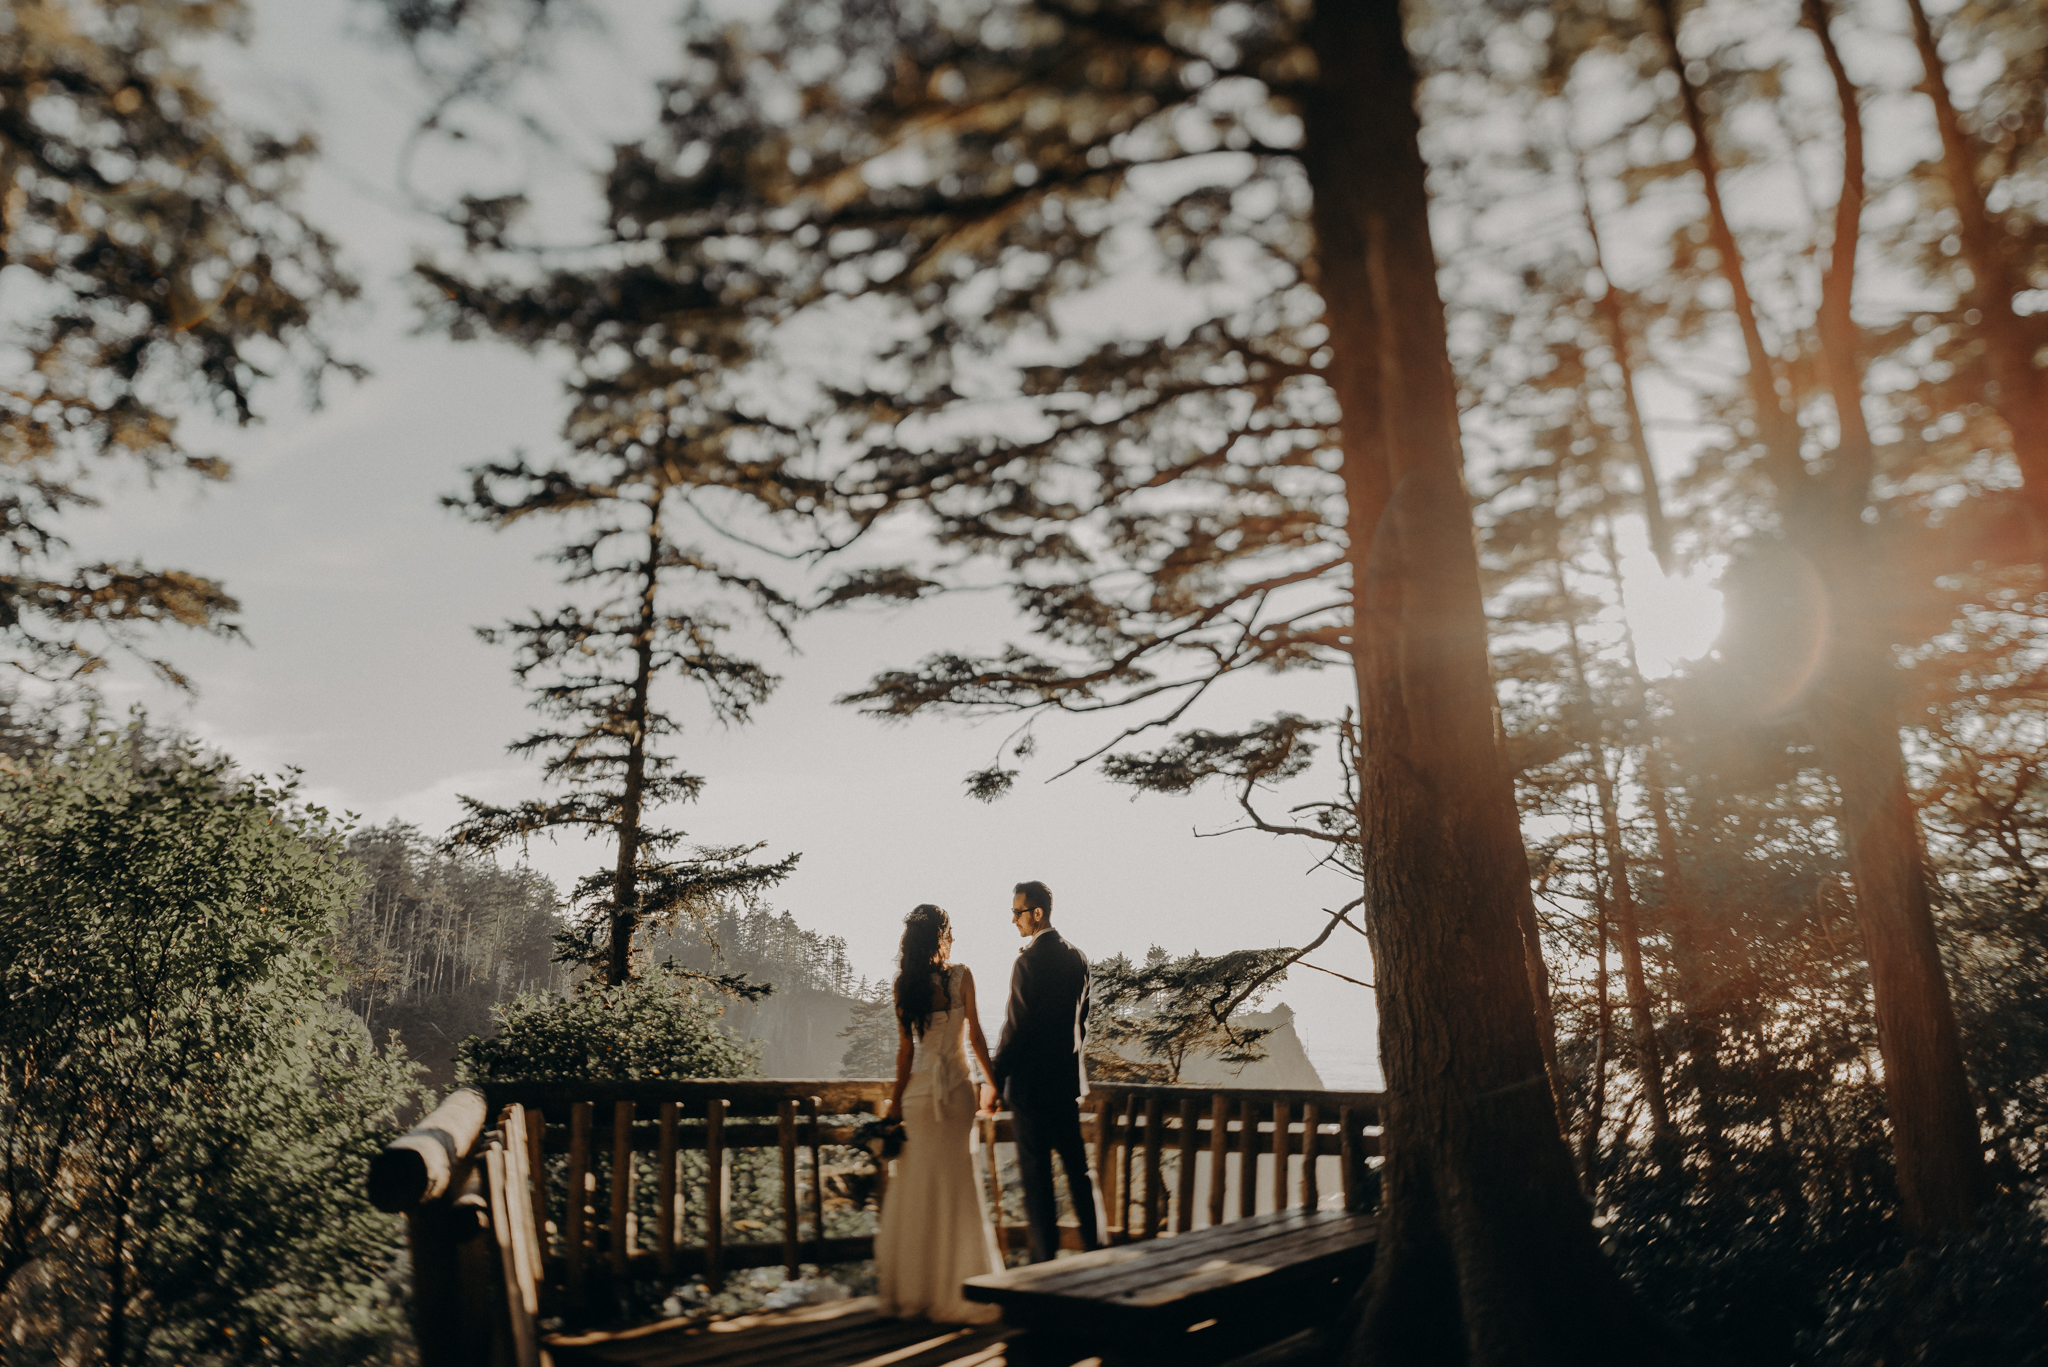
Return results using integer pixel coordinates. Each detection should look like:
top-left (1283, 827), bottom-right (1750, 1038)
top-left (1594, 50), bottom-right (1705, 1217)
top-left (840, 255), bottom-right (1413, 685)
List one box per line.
top-left (1572, 152), bottom-right (1675, 573)
top-left (1902, 0), bottom-right (2048, 520)
top-left (1649, 0), bottom-right (1806, 499)
top-left (1511, 856), bottom-right (1566, 1128)
top-left (1303, 4), bottom-right (1692, 1361)
top-left (1554, 559), bottom-right (1674, 1146)
top-left (1810, 0), bottom-right (1986, 1230)
top-left (1637, 730), bottom-right (1732, 1166)
top-left (1588, 749), bottom-right (1674, 1144)
top-left (1579, 895), bottom-right (1611, 1193)
top-left (607, 497), bottom-right (665, 986)
top-left (1812, 636), bottom-right (1987, 1231)
top-left (1658, 0), bottom-right (1986, 1234)
top-left (1600, 528), bottom-right (1733, 1168)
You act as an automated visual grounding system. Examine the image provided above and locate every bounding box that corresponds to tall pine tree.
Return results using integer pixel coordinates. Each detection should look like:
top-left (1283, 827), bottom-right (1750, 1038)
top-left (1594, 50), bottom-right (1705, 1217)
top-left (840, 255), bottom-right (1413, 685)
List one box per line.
top-left (443, 459), bottom-right (799, 987)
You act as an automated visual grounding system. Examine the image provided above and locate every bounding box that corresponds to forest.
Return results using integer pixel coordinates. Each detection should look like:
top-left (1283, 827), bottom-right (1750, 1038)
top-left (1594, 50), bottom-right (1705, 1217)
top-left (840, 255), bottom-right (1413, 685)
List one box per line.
top-left (2, 0), bottom-right (2046, 1363)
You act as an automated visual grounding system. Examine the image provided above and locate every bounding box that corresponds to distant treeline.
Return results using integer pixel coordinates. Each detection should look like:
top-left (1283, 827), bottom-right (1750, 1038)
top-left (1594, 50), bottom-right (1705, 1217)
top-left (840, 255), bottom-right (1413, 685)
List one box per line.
top-left (654, 905), bottom-right (861, 1001)
top-left (334, 824), bottom-right (863, 1071)
top-left (334, 821), bottom-right (568, 1063)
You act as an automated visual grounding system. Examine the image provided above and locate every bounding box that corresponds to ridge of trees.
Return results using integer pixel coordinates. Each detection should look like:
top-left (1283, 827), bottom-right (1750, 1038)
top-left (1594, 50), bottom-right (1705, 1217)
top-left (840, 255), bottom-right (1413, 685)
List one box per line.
top-left (335, 820), bottom-right (568, 1067)
top-left (657, 903), bottom-right (861, 1000)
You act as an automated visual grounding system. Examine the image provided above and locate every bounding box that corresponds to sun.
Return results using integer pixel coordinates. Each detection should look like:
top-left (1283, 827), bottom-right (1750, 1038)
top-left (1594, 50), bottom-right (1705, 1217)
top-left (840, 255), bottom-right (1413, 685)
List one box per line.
top-left (1608, 520), bottom-right (1725, 680)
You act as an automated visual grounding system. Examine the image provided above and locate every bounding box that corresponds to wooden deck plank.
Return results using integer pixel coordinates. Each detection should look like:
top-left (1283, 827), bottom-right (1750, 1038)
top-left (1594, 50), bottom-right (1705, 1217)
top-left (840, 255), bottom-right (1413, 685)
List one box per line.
top-left (967, 1209), bottom-right (1327, 1289)
top-left (964, 1210), bottom-right (1348, 1299)
top-left (1110, 1226), bottom-right (1374, 1308)
top-left (602, 1314), bottom-right (909, 1367)
top-left (981, 1220), bottom-right (1338, 1303)
top-left (964, 1210), bottom-right (1375, 1342)
top-left (545, 1298), bottom-right (1019, 1367)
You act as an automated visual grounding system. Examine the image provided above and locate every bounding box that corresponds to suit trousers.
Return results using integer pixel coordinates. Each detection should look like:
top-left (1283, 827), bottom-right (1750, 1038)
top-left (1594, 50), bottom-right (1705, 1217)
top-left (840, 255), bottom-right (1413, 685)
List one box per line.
top-left (1005, 1082), bottom-right (1101, 1263)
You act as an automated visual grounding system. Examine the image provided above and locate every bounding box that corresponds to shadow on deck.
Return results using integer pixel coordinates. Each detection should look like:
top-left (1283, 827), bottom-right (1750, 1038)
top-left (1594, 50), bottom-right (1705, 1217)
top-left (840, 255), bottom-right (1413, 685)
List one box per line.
top-left (544, 1298), bottom-right (1020, 1367)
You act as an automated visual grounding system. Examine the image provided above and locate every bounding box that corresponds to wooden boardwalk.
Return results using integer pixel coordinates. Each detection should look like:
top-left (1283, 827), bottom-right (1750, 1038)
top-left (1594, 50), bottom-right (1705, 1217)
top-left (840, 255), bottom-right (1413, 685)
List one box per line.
top-left (965, 1208), bottom-right (1374, 1340)
top-left (374, 1080), bottom-right (1384, 1367)
top-left (544, 1299), bottom-right (1022, 1367)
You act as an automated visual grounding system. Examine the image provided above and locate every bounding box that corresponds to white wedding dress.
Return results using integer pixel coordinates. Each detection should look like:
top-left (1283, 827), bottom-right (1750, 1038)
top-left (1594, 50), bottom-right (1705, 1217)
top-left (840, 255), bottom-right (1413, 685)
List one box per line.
top-left (874, 965), bottom-right (1002, 1323)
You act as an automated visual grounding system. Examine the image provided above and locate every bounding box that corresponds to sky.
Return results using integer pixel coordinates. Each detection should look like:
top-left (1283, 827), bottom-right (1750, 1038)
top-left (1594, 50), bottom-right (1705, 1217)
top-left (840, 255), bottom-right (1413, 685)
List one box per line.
top-left (49, 0), bottom-right (1392, 1087)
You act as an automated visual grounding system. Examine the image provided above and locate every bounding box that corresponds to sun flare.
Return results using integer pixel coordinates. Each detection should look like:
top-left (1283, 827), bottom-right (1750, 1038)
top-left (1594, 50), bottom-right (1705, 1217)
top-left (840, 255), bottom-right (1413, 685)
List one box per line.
top-left (1610, 521), bottom-right (1725, 680)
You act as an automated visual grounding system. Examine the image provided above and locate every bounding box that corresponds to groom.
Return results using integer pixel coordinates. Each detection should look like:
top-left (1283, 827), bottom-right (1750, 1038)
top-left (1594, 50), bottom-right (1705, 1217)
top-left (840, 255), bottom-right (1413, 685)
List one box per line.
top-left (990, 880), bottom-right (1102, 1263)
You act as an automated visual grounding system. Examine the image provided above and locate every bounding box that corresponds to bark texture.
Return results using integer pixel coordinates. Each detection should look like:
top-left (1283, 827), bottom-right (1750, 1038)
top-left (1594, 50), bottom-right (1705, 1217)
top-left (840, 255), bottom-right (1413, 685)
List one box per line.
top-left (1305, 4), bottom-right (1692, 1361)
top-left (607, 495), bottom-right (664, 986)
top-left (1903, 0), bottom-right (2048, 520)
top-left (1657, 0), bottom-right (1986, 1233)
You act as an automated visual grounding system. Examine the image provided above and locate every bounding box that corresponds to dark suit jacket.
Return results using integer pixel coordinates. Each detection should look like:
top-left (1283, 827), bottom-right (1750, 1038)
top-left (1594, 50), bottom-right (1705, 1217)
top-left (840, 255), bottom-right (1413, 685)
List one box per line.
top-left (993, 928), bottom-right (1091, 1104)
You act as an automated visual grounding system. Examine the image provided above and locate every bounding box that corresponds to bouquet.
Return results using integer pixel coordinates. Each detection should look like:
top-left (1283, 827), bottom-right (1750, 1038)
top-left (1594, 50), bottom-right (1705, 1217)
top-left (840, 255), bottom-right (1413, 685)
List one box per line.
top-left (852, 1115), bottom-right (907, 1162)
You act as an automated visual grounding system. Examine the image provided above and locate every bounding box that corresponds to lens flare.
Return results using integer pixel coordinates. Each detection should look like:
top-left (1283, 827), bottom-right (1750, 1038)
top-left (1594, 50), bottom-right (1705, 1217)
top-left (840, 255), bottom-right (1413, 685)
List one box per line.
top-left (1610, 521), bottom-right (1725, 679)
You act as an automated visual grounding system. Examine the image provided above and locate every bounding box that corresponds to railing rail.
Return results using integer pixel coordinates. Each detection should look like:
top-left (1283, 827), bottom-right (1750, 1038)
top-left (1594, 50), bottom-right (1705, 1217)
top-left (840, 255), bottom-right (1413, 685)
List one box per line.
top-left (372, 1077), bottom-right (1386, 1367)
top-left (1079, 1082), bottom-right (1383, 1243)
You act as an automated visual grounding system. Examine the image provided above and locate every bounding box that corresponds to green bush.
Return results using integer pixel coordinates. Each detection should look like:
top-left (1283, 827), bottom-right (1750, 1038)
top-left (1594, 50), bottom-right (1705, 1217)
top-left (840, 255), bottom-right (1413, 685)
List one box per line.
top-left (0, 721), bottom-right (419, 1365)
top-left (454, 975), bottom-right (760, 1084)
top-left (455, 977), bottom-right (770, 1329)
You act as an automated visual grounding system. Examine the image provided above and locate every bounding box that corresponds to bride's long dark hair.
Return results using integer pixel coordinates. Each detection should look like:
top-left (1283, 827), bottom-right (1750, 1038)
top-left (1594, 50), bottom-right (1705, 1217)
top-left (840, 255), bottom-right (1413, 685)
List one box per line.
top-left (894, 904), bottom-right (952, 1040)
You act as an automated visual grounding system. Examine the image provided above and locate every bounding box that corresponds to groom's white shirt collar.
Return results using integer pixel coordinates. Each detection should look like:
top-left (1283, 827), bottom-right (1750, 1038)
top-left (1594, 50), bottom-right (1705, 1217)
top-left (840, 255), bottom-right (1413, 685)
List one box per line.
top-left (1022, 928), bottom-right (1051, 950)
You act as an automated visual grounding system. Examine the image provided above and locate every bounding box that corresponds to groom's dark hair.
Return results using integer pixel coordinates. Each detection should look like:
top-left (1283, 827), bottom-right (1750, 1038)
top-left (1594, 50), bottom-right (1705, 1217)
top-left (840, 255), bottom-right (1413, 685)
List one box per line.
top-left (1014, 880), bottom-right (1053, 919)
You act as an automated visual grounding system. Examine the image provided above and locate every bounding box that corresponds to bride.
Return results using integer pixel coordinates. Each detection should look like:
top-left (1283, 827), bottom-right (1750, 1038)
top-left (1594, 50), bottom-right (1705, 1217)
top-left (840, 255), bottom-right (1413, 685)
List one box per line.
top-left (874, 904), bottom-right (1003, 1324)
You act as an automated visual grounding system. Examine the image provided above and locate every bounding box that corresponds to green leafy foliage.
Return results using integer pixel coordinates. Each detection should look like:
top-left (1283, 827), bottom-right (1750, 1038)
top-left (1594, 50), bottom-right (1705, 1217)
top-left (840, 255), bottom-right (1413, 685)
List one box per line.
top-left (454, 976), bottom-right (760, 1085)
top-left (0, 0), bottom-right (359, 687)
top-left (1089, 945), bottom-right (1294, 1083)
top-left (0, 718), bottom-right (417, 1365)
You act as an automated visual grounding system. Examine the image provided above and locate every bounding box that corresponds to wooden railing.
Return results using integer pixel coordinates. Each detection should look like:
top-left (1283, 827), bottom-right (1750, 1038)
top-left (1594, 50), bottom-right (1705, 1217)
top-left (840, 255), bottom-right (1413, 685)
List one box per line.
top-left (370, 1078), bottom-right (1384, 1366)
top-left (1084, 1082), bottom-right (1383, 1243)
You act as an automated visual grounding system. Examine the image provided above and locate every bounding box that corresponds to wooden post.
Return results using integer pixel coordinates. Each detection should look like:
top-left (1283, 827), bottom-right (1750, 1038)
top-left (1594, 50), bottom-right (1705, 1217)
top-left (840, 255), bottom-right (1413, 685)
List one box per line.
top-left (657, 1101), bottom-right (680, 1278)
top-left (1174, 1098), bottom-right (1199, 1234)
top-left (1270, 1100), bottom-right (1291, 1214)
top-left (778, 1099), bottom-right (800, 1280)
top-left (524, 1108), bottom-right (548, 1263)
top-left (982, 1113), bottom-right (1009, 1260)
top-left (370, 1088), bottom-right (489, 1212)
top-left (609, 1100), bottom-right (634, 1276)
top-left (1237, 1099), bottom-right (1258, 1220)
top-left (404, 1170), bottom-right (490, 1367)
top-left (1094, 1088), bottom-right (1119, 1240)
top-left (485, 1146), bottom-right (541, 1367)
top-left (806, 1096), bottom-right (825, 1254)
top-left (705, 1098), bottom-right (726, 1290)
top-left (565, 1101), bottom-right (592, 1303)
top-left (1207, 1093), bottom-right (1230, 1229)
top-left (502, 1107), bottom-right (544, 1303)
top-left (1119, 1092), bottom-right (1139, 1238)
top-left (1141, 1095), bottom-right (1164, 1240)
top-left (1300, 1103), bottom-right (1320, 1210)
top-left (1340, 1104), bottom-right (1368, 1212)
